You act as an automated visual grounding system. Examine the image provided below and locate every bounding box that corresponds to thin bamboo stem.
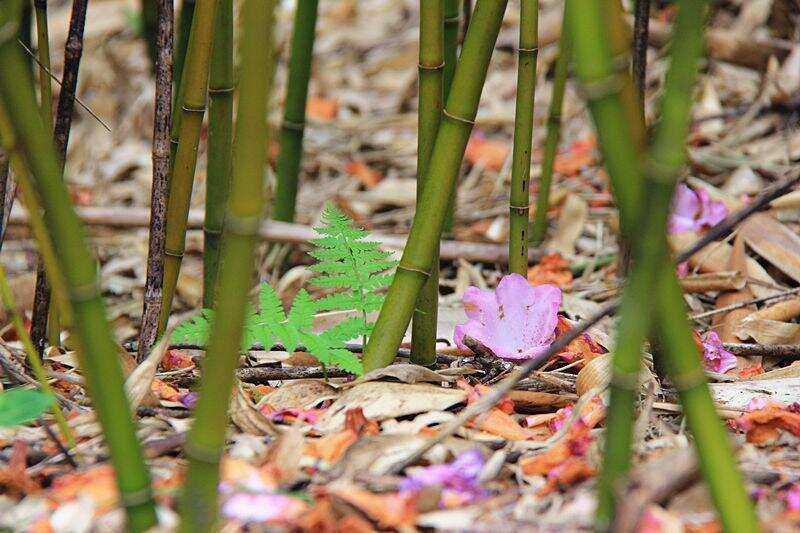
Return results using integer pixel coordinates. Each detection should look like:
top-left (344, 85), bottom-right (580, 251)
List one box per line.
top-left (138, 0), bottom-right (173, 363)
top-left (508, 0), bottom-right (538, 275)
top-left (363, 0), bottom-right (509, 372)
top-left (33, 0), bottom-right (52, 130)
top-left (273, 0), bottom-right (320, 224)
top-left (179, 1), bottom-right (276, 529)
top-left (202, 0), bottom-right (234, 307)
top-left (0, 147), bottom-right (10, 252)
top-left (31, 0), bottom-right (88, 354)
top-left (158, 0), bottom-right (220, 334)
top-left (530, 13), bottom-right (568, 246)
top-left (0, 262), bottom-right (74, 447)
top-left (411, 0), bottom-right (445, 366)
top-left (443, 0), bottom-right (459, 98)
top-left (632, 0), bottom-right (650, 113)
top-left (0, 5), bottom-right (156, 529)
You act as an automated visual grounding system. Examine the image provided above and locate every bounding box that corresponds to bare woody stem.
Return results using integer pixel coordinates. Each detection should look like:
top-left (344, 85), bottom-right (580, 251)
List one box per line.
top-left (632, 0), bottom-right (651, 113)
top-left (411, 0), bottom-right (445, 366)
top-left (273, 0), bottom-right (320, 223)
top-left (530, 12), bottom-right (569, 246)
top-left (0, 5), bottom-right (157, 529)
top-left (31, 0), bottom-right (89, 354)
top-left (508, 0), bottom-right (538, 275)
top-left (179, 0), bottom-right (276, 529)
top-left (158, 0), bottom-right (220, 334)
top-left (203, 0), bottom-right (234, 307)
top-left (363, 0), bottom-right (509, 372)
top-left (138, 0), bottom-right (173, 362)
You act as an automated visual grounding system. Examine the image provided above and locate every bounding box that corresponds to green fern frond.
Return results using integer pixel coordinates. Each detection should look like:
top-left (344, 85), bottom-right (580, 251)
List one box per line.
top-left (172, 310), bottom-right (215, 346)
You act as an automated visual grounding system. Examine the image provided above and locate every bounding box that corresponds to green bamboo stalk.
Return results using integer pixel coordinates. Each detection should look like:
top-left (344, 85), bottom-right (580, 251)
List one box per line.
top-left (442, 0), bottom-right (459, 98)
top-left (0, 262), bottom-right (74, 447)
top-left (179, 1), bottom-right (276, 529)
top-left (273, 0), bottom-right (320, 224)
top-left (508, 0), bottom-right (538, 275)
top-left (202, 0), bottom-right (233, 308)
top-left (530, 13), bottom-right (568, 246)
top-left (33, 0), bottom-right (51, 130)
top-left (0, 5), bottom-right (156, 530)
top-left (411, 0), bottom-right (445, 366)
top-left (173, 0), bottom-right (195, 102)
top-left (158, 0), bottom-right (220, 333)
top-left (363, 0), bottom-right (508, 372)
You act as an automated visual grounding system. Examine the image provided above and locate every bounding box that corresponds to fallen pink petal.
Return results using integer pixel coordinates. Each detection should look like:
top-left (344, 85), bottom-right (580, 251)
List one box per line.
top-left (401, 448), bottom-right (488, 507)
top-left (221, 493), bottom-right (307, 523)
top-left (668, 184), bottom-right (728, 234)
top-left (701, 331), bottom-right (737, 374)
top-left (454, 273), bottom-right (562, 360)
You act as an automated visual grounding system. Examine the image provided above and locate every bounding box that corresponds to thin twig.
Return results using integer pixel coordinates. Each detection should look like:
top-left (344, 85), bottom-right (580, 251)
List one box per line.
top-left (632, 0), bottom-right (650, 111)
top-left (138, 0), bottom-right (173, 363)
top-left (0, 148), bottom-right (12, 251)
top-left (690, 286), bottom-right (800, 320)
top-left (723, 343), bottom-right (800, 359)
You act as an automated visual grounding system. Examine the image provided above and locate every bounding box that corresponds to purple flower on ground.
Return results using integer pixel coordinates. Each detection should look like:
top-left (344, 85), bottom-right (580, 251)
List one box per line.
top-left (701, 331), bottom-right (737, 374)
top-left (668, 184), bottom-right (728, 234)
top-left (180, 391), bottom-right (198, 409)
top-left (454, 273), bottom-right (561, 360)
top-left (400, 449), bottom-right (487, 506)
top-left (785, 484), bottom-right (800, 512)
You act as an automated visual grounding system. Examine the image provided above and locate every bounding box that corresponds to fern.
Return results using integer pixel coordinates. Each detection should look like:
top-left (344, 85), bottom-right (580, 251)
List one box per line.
top-left (170, 204), bottom-right (394, 376)
top-left (309, 202), bottom-right (397, 342)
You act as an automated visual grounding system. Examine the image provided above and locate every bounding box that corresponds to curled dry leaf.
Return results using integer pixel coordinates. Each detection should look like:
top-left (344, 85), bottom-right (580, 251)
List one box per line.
top-left (124, 330), bottom-right (171, 409)
top-left (348, 363), bottom-right (456, 387)
top-left (257, 379), bottom-right (340, 411)
top-left (575, 353), bottom-right (650, 396)
top-left (730, 402), bottom-right (800, 445)
top-left (316, 381), bottom-right (466, 433)
top-left (551, 194), bottom-right (588, 257)
top-left (230, 385), bottom-right (280, 437)
top-left (324, 482), bottom-right (418, 530)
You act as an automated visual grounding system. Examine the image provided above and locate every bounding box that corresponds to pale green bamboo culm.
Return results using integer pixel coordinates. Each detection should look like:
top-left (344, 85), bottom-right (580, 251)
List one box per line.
top-left (411, 0), bottom-right (444, 366)
top-left (158, 0), bottom-right (220, 333)
top-left (530, 11), bottom-right (568, 246)
top-left (273, 0), bottom-right (320, 223)
top-left (566, 0), bottom-right (759, 530)
top-left (179, 0), bottom-right (276, 529)
top-left (202, 0), bottom-right (233, 308)
top-left (173, 0), bottom-right (195, 102)
top-left (363, 0), bottom-right (509, 372)
top-left (508, 0), bottom-right (538, 275)
top-left (0, 4), bottom-right (157, 530)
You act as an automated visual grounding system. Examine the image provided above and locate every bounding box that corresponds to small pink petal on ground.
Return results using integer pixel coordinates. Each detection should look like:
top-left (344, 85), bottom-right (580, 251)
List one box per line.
top-left (701, 331), bottom-right (737, 373)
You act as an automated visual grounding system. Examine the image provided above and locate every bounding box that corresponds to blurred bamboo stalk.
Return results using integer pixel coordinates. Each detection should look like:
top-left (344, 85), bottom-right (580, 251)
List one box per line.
top-left (363, 0), bottom-right (509, 372)
top-left (158, 0), bottom-right (220, 334)
top-left (179, 0), bottom-right (276, 529)
top-left (508, 0), bottom-right (538, 275)
top-left (0, 262), bottom-right (75, 447)
top-left (203, 0), bottom-right (234, 307)
top-left (530, 12), bottom-right (568, 246)
top-left (138, 0), bottom-right (173, 363)
top-left (567, 0), bottom-right (758, 529)
top-left (31, 0), bottom-right (89, 354)
top-left (0, 5), bottom-right (156, 529)
top-left (140, 0), bottom-right (158, 71)
top-left (273, 0), bottom-right (320, 224)
top-left (33, 0), bottom-right (52, 130)
top-left (411, 0), bottom-right (444, 366)
top-left (442, 0), bottom-right (459, 97)
top-left (632, 0), bottom-right (651, 113)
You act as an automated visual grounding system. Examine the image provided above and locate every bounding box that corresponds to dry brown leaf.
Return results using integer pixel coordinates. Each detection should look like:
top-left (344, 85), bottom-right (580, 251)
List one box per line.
top-left (316, 381), bottom-right (466, 433)
top-left (710, 378), bottom-right (800, 410)
top-left (348, 363), bottom-right (455, 387)
top-left (740, 214), bottom-right (800, 284)
top-left (679, 271), bottom-right (746, 294)
top-left (748, 298), bottom-right (800, 322)
top-left (230, 385), bottom-right (280, 436)
top-left (125, 331), bottom-right (170, 409)
top-left (713, 236), bottom-right (756, 345)
top-left (258, 379), bottom-right (340, 411)
top-left (735, 318), bottom-right (800, 344)
top-left (550, 194), bottom-right (588, 257)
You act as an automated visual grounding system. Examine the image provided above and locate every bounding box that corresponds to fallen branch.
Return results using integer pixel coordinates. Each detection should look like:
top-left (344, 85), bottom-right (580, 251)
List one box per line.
top-left (9, 205), bottom-right (544, 264)
top-left (723, 343), bottom-right (800, 359)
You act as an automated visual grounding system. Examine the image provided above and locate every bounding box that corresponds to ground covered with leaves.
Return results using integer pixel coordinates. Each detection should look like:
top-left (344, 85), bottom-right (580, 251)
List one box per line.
top-left (2, 0), bottom-right (800, 530)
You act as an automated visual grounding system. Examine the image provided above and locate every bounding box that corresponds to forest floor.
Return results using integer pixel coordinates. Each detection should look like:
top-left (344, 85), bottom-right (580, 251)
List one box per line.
top-left (2, 0), bottom-right (800, 530)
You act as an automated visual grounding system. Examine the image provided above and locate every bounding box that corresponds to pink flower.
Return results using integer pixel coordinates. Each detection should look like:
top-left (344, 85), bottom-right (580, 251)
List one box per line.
top-left (701, 331), bottom-right (737, 374)
top-left (668, 184), bottom-right (728, 234)
top-left (400, 449), bottom-right (487, 506)
top-left (454, 273), bottom-right (561, 360)
top-left (222, 493), bottom-right (306, 523)
top-left (785, 484), bottom-right (800, 512)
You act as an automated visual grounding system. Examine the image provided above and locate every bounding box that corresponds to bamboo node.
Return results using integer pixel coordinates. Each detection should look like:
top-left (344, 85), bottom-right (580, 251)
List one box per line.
top-left (164, 247), bottom-right (185, 259)
top-left (224, 214), bottom-right (261, 236)
top-left (184, 440), bottom-right (222, 464)
top-left (397, 264), bottom-right (431, 278)
top-left (517, 46), bottom-right (539, 53)
top-left (282, 119), bottom-right (305, 131)
top-left (208, 86), bottom-right (235, 95)
top-left (577, 75), bottom-right (624, 102)
top-left (444, 15), bottom-right (460, 24)
top-left (442, 109), bottom-right (475, 126)
top-left (202, 225), bottom-right (223, 236)
top-left (669, 369), bottom-right (708, 392)
top-left (418, 61), bottom-right (445, 71)
top-left (181, 103), bottom-right (206, 114)
top-left (67, 281), bottom-right (102, 303)
top-left (509, 204), bottom-right (530, 212)
top-left (610, 370), bottom-right (640, 391)
top-left (119, 487), bottom-right (155, 508)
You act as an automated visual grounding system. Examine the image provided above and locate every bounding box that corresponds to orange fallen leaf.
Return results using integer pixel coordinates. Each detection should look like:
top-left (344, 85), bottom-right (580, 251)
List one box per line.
top-left (325, 484), bottom-right (417, 530)
top-left (731, 404), bottom-right (800, 444)
top-left (50, 465), bottom-right (118, 512)
top-left (305, 408), bottom-right (380, 463)
top-left (151, 378), bottom-right (182, 402)
top-left (0, 441), bottom-right (40, 496)
top-left (468, 408), bottom-right (531, 440)
top-left (161, 349), bottom-right (194, 371)
top-left (555, 316), bottom-right (606, 366)
top-left (528, 253), bottom-right (573, 288)
top-left (737, 364), bottom-right (764, 379)
top-left (345, 160), bottom-right (383, 188)
top-left (465, 132), bottom-right (509, 171)
top-left (538, 457), bottom-right (596, 496)
top-left (553, 138), bottom-right (595, 176)
top-left (307, 96), bottom-right (339, 122)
